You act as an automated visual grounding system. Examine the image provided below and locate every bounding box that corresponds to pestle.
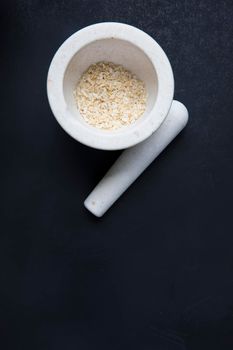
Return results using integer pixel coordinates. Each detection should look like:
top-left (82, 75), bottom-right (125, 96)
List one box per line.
top-left (84, 100), bottom-right (188, 217)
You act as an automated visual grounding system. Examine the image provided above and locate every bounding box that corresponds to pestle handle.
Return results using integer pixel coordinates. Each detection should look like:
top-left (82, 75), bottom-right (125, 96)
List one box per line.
top-left (84, 100), bottom-right (189, 217)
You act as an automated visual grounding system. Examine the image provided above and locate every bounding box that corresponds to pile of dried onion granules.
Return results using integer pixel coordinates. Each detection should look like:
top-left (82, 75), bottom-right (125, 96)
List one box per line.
top-left (74, 61), bottom-right (147, 130)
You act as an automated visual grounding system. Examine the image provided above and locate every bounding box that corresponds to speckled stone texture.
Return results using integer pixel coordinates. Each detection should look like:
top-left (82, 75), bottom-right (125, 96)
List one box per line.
top-left (1, 1), bottom-right (233, 350)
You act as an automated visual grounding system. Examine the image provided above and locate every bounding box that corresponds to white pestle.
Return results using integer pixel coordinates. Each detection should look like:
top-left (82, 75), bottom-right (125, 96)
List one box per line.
top-left (84, 100), bottom-right (188, 217)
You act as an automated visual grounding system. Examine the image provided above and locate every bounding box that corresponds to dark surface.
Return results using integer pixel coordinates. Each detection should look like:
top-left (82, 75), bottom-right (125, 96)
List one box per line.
top-left (1, 1), bottom-right (233, 349)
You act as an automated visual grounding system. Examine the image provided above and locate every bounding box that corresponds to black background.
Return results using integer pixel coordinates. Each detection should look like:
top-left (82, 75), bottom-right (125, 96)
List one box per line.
top-left (1, 1), bottom-right (233, 349)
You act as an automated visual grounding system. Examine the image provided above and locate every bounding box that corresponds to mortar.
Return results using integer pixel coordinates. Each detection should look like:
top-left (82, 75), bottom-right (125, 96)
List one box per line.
top-left (47, 22), bottom-right (174, 150)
